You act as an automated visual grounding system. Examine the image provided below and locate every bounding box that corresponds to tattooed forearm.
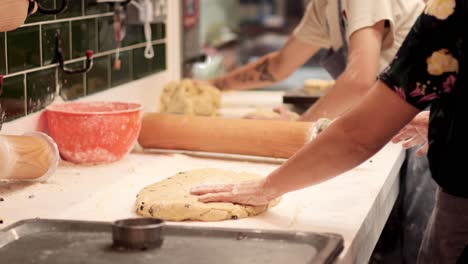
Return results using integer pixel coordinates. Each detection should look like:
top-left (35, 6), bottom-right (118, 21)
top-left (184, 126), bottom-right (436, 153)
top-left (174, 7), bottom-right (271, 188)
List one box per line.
top-left (213, 78), bottom-right (229, 90)
top-left (234, 72), bottom-right (255, 83)
top-left (255, 59), bottom-right (276, 82)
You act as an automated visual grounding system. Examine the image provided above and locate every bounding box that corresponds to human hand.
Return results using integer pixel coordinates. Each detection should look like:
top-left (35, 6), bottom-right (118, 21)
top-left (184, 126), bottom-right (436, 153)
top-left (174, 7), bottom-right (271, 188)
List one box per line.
top-left (190, 179), bottom-right (279, 206)
top-left (392, 111), bottom-right (429, 156)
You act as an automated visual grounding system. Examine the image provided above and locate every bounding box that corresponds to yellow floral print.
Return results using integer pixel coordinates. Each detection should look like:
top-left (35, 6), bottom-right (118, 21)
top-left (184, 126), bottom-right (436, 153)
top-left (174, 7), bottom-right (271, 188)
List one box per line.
top-left (426, 49), bottom-right (459, 76)
top-left (425, 0), bottom-right (456, 20)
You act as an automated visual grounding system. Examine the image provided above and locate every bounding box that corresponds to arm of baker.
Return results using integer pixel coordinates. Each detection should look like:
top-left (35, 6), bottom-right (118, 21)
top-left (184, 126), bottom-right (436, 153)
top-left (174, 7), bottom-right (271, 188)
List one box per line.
top-left (206, 0), bottom-right (331, 91)
top-left (192, 81), bottom-right (419, 204)
top-left (299, 20), bottom-right (386, 122)
top-left (191, 0), bottom-right (463, 205)
top-left (207, 36), bottom-right (321, 91)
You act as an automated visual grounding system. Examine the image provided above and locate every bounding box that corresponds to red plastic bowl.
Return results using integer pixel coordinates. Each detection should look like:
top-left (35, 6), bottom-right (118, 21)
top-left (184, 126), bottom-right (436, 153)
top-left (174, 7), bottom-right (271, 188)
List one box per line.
top-left (46, 102), bottom-right (143, 164)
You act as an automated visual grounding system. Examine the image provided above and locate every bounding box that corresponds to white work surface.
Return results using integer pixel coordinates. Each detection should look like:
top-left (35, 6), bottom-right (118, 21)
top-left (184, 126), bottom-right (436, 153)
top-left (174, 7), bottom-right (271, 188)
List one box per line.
top-left (220, 90), bottom-right (285, 118)
top-left (0, 142), bottom-right (404, 264)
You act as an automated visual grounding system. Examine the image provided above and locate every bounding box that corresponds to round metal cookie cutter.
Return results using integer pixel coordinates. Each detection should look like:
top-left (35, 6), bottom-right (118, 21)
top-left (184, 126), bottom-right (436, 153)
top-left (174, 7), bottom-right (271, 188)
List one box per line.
top-left (112, 218), bottom-right (165, 250)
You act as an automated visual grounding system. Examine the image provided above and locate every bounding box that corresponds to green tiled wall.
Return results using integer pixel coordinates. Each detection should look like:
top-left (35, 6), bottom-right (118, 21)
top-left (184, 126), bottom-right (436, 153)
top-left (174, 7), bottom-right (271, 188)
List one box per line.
top-left (0, 1), bottom-right (167, 122)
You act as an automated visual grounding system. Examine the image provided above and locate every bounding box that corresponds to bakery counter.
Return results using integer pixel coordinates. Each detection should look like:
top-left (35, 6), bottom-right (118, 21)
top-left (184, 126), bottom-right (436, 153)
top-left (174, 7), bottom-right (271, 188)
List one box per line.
top-left (0, 142), bottom-right (405, 264)
top-left (220, 90), bottom-right (285, 118)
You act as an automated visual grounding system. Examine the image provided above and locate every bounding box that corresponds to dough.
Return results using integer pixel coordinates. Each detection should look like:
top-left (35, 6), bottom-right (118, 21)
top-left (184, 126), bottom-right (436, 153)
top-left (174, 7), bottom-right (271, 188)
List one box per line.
top-left (160, 79), bottom-right (221, 116)
top-left (309, 118), bottom-right (333, 141)
top-left (304, 79), bottom-right (334, 94)
top-left (135, 169), bottom-right (277, 222)
top-left (244, 108), bottom-right (300, 121)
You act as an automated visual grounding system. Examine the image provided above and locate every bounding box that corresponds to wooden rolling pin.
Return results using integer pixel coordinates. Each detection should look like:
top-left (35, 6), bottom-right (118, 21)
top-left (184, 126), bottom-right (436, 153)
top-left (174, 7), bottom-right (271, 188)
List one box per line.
top-left (138, 113), bottom-right (314, 158)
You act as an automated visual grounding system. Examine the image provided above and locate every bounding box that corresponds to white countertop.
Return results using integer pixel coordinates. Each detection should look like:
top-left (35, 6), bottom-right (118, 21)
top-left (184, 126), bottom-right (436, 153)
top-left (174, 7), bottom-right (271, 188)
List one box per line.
top-left (0, 142), bottom-right (404, 264)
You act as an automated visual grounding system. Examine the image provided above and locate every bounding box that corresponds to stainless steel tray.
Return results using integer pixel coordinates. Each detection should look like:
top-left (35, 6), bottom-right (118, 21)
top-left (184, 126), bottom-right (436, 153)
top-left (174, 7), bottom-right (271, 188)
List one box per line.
top-left (0, 219), bottom-right (344, 264)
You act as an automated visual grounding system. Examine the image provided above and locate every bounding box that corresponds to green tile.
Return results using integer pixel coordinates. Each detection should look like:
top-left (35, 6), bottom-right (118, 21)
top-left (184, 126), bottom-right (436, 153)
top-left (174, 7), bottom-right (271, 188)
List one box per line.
top-left (72, 19), bottom-right (96, 59)
top-left (153, 43), bottom-right (166, 72)
top-left (111, 51), bottom-right (132, 87)
top-left (85, 0), bottom-right (109, 15)
top-left (42, 22), bottom-right (70, 66)
top-left (156, 23), bottom-right (166, 40)
top-left (0, 33), bottom-right (5, 75)
top-left (97, 16), bottom-right (116, 53)
top-left (132, 47), bottom-right (152, 79)
top-left (123, 23), bottom-right (166, 47)
top-left (123, 25), bottom-right (145, 47)
top-left (27, 68), bottom-right (57, 114)
top-left (7, 26), bottom-right (41, 73)
top-left (87, 56), bottom-right (110, 95)
top-left (60, 61), bottom-right (85, 100)
top-left (57, 0), bottom-right (83, 19)
top-left (132, 43), bottom-right (166, 79)
top-left (26, 0), bottom-right (56, 24)
top-left (0, 75), bottom-right (25, 121)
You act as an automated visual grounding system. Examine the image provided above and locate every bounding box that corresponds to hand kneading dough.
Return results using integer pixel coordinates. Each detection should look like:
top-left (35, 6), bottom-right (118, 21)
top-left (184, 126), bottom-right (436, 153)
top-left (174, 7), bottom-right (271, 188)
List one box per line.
top-left (160, 79), bottom-right (221, 116)
top-left (135, 169), bottom-right (277, 222)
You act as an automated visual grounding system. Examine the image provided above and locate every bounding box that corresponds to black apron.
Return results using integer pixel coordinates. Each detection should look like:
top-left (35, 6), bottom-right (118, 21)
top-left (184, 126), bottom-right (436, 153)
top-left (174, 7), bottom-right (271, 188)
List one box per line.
top-left (319, 0), bottom-right (347, 79)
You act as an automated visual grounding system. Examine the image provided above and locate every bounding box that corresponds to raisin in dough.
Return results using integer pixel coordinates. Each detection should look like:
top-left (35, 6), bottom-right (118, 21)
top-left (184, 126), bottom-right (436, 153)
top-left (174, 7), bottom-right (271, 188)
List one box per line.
top-left (160, 79), bottom-right (221, 116)
top-left (135, 169), bottom-right (277, 221)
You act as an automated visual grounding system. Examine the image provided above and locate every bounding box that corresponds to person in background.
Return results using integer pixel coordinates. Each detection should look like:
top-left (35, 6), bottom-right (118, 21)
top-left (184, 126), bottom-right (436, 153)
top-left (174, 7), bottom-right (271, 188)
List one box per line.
top-left (205, 0), bottom-right (424, 122)
top-left (192, 1), bottom-right (468, 262)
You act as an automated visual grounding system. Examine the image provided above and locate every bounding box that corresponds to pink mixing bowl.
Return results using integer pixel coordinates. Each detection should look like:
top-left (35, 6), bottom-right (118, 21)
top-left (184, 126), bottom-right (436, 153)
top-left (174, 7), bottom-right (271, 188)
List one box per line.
top-left (46, 102), bottom-right (143, 164)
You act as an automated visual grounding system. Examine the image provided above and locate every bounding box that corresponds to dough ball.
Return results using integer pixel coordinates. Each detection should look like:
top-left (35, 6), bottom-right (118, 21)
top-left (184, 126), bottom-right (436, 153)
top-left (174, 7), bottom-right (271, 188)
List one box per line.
top-left (304, 79), bottom-right (334, 94)
top-left (160, 79), bottom-right (221, 116)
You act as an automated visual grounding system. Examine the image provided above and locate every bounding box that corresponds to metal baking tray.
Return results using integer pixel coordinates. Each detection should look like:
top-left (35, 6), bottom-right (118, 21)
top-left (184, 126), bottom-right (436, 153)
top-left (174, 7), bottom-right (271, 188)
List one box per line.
top-left (283, 89), bottom-right (324, 107)
top-left (0, 219), bottom-right (344, 264)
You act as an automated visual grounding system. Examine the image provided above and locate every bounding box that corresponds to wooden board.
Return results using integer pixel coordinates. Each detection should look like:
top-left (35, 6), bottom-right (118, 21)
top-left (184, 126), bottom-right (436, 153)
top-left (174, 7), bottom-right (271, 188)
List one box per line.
top-left (283, 89), bottom-right (324, 107)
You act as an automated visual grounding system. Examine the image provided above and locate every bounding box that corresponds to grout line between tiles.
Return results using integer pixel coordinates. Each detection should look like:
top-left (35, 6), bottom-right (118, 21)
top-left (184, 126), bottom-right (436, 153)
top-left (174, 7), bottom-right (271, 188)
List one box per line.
top-left (84, 61), bottom-right (87, 96)
top-left (95, 18), bottom-right (99, 53)
top-left (69, 21), bottom-right (73, 60)
top-left (4, 32), bottom-right (7, 75)
top-left (107, 55), bottom-right (111, 88)
top-left (23, 74), bottom-right (27, 116)
top-left (4, 40), bottom-right (165, 78)
top-left (20, 13), bottom-right (114, 28)
top-left (39, 24), bottom-right (43, 66)
top-left (129, 47), bottom-right (134, 80)
top-left (55, 67), bottom-right (60, 99)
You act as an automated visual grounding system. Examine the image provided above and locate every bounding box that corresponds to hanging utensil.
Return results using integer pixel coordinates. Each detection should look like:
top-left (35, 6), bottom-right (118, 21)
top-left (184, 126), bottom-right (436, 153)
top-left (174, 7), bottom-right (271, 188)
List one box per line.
top-left (35, 0), bottom-right (68, 15)
top-left (55, 29), bottom-right (94, 75)
top-left (52, 29), bottom-right (94, 105)
top-left (94, 0), bottom-right (132, 70)
top-left (113, 3), bottom-right (127, 70)
top-left (129, 0), bottom-right (155, 59)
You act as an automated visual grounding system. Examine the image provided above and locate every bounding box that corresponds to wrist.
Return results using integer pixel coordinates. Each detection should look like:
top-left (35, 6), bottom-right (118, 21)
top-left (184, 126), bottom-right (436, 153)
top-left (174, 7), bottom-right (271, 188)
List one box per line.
top-left (261, 176), bottom-right (285, 199)
top-left (211, 77), bottom-right (230, 91)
